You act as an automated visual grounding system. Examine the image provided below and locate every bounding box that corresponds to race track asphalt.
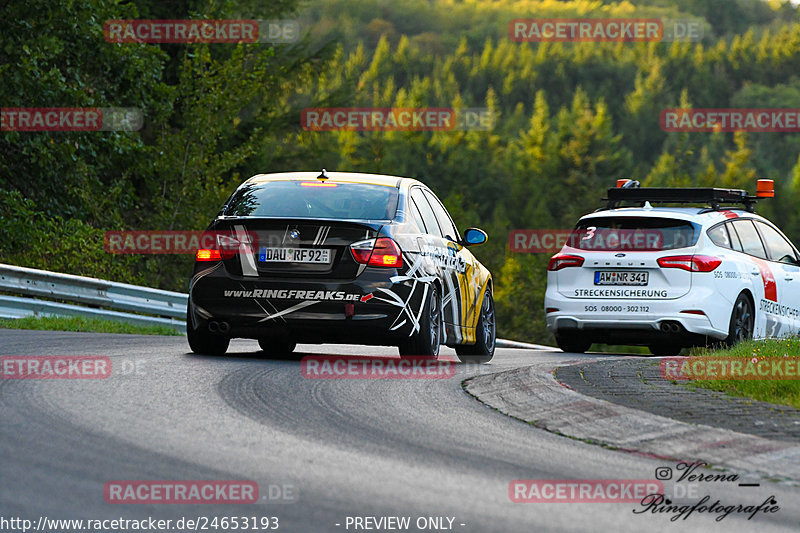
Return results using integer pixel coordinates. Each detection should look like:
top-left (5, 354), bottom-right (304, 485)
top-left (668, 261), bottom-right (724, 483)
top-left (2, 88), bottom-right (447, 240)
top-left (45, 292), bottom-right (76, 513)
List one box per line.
top-left (1, 329), bottom-right (798, 532)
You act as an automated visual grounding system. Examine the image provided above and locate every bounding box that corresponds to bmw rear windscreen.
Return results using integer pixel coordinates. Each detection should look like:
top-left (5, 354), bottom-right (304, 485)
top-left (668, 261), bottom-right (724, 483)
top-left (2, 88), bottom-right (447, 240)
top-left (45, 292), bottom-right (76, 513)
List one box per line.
top-left (223, 181), bottom-right (399, 220)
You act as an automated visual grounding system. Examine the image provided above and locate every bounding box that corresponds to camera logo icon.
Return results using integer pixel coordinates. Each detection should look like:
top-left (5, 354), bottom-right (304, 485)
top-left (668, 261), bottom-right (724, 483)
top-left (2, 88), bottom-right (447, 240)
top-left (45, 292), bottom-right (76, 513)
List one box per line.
top-left (655, 467), bottom-right (673, 480)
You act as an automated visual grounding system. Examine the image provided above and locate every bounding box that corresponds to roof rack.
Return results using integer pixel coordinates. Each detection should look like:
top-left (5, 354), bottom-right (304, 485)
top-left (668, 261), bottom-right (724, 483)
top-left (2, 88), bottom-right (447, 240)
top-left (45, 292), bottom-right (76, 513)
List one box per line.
top-left (603, 186), bottom-right (764, 213)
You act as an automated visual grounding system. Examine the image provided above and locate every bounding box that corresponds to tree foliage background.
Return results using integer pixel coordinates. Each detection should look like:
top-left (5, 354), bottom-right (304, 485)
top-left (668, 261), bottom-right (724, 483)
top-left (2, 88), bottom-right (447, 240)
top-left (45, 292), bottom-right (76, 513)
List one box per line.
top-left (2, 0), bottom-right (800, 344)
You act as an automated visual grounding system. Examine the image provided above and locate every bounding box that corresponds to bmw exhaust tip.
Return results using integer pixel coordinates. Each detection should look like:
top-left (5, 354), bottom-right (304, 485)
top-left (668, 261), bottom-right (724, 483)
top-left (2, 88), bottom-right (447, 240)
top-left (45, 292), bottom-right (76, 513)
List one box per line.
top-left (208, 321), bottom-right (230, 334)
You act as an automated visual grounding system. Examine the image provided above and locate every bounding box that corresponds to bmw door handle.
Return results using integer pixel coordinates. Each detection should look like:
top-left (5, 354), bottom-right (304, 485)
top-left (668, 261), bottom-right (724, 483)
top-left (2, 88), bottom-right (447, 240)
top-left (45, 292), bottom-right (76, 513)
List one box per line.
top-left (751, 270), bottom-right (760, 276)
top-left (786, 277), bottom-right (794, 282)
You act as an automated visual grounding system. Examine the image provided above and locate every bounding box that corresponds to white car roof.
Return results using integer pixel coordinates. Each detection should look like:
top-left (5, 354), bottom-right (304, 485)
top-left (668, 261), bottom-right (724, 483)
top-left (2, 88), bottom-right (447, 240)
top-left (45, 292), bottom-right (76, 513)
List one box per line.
top-left (579, 206), bottom-right (771, 227)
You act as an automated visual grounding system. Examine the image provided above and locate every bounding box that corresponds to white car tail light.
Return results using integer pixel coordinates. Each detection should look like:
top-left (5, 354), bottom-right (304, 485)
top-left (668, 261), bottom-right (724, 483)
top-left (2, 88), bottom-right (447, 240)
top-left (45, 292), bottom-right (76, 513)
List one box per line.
top-left (548, 254), bottom-right (585, 271)
top-left (657, 255), bottom-right (721, 272)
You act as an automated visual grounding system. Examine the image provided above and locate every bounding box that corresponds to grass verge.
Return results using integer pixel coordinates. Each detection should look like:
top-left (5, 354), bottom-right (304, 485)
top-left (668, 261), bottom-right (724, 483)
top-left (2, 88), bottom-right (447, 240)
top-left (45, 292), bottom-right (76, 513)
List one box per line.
top-left (0, 316), bottom-right (183, 336)
top-left (686, 339), bottom-right (800, 409)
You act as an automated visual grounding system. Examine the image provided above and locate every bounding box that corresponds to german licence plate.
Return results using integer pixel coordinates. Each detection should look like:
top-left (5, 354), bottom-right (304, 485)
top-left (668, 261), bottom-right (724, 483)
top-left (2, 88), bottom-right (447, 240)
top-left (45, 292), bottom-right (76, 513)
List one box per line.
top-left (259, 247), bottom-right (331, 264)
top-left (594, 271), bottom-right (649, 286)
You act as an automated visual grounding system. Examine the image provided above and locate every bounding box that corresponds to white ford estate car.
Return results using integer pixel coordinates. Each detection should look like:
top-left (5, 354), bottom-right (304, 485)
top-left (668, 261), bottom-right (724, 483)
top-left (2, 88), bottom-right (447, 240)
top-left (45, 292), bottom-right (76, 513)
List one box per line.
top-left (544, 180), bottom-right (800, 356)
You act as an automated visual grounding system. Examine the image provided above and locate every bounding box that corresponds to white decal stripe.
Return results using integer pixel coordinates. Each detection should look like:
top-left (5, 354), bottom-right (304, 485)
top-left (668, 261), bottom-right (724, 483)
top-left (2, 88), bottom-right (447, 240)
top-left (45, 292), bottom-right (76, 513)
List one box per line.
top-left (257, 301), bottom-right (318, 322)
top-left (252, 298), bottom-right (285, 323)
top-left (188, 263), bottom-right (225, 329)
top-left (235, 225), bottom-right (259, 277)
top-left (375, 285), bottom-right (422, 334)
top-left (412, 282), bottom-right (428, 335)
top-left (313, 226), bottom-right (330, 245)
top-left (404, 252), bottom-right (425, 278)
top-left (189, 262), bottom-right (223, 292)
top-left (443, 272), bottom-right (461, 343)
top-left (244, 282), bottom-right (285, 321)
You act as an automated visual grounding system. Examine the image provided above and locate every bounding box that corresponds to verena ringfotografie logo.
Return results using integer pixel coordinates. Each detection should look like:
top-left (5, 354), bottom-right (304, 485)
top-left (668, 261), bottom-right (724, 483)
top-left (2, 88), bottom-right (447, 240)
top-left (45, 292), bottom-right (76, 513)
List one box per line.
top-left (104, 481), bottom-right (259, 504)
top-left (638, 461), bottom-right (780, 522)
top-left (300, 108), bottom-right (494, 131)
top-left (103, 20), bottom-right (299, 44)
top-left (509, 480), bottom-right (663, 503)
top-left (1, 108), bottom-right (142, 132)
top-left (301, 356), bottom-right (456, 379)
top-left (1, 356), bottom-right (111, 379)
top-left (509, 19), bottom-right (702, 43)
top-left (660, 357), bottom-right (800, 380)
top-left (661, 109), bottom-right (800, 132)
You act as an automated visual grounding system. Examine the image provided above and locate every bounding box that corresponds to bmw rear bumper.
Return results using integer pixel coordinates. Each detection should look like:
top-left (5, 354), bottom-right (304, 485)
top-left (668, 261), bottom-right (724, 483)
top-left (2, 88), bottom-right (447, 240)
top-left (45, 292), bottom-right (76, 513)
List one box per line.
top-left (189, 265), bottom-right (424, 344)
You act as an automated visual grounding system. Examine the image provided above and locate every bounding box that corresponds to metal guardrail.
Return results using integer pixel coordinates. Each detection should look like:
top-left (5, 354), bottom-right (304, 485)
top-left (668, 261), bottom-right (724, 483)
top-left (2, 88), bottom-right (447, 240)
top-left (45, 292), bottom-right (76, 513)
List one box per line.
top-left (0, 263), bottom-right (551, 347)
top-left (494, 339), bottom-right (553, 350)
top-left (0, 263), bottom-right (187, 331)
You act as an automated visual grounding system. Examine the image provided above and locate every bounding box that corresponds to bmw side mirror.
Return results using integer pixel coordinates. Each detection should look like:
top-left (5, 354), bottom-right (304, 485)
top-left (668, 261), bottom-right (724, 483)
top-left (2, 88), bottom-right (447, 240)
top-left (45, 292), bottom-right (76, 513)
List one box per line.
top-left (463, 227), bottom-right (488, 246)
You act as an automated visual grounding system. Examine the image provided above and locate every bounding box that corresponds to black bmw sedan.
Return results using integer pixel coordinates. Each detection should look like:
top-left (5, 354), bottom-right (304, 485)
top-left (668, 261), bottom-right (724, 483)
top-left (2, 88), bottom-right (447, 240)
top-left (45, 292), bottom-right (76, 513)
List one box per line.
top-left (187, 170), bottom-right (495, 362)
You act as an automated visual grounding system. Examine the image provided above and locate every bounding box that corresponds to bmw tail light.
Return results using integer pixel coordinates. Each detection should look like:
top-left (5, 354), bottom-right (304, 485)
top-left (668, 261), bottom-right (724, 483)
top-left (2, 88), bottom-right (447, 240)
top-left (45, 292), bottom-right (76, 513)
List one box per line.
top-left (195, 230), bottom-right (255, 261)
top-left (548, 254), bottom-right (585, 271)
top-left (350, 238), bottom-right (403, 268)
top-left (370, 238), bottom-right (403, 267)
top-left (350, 239), bottom-right (375, 264)
top-left (657, 255), bottom-right (721, 272)
top-left (216, 233), bottom-right (243, 260)
top-left (196, 248), bottom-right (222, 261)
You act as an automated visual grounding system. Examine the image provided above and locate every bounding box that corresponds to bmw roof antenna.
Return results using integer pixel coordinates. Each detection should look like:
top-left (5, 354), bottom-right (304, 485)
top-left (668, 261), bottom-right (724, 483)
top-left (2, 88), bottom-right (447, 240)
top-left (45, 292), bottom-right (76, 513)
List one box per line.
top-left (316, 168), bottom-right (329, 182)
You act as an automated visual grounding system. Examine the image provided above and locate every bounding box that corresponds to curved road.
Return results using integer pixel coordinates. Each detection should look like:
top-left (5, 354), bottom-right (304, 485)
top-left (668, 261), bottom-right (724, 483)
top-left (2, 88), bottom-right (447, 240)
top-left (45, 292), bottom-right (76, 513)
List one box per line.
top-left (1, 330), bottom-right (798, 532)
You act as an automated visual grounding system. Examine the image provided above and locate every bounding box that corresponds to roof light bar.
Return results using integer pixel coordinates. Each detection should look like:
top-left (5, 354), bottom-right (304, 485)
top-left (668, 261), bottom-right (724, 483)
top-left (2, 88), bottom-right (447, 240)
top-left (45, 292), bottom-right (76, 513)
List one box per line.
top-left (756, 179), bottom-right (774, 198)
top-left (603, 182), bottom-right (773, 213)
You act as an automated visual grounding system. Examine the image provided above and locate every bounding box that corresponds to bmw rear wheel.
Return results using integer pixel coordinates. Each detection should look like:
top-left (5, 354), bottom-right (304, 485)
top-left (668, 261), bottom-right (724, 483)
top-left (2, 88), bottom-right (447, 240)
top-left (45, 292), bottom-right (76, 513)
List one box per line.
top-left (399, 284), bottom-right (441, 357)
top-left (258, 337), bottom-right (297, 358)
top-left (456, 288), bottom-right (495, 363)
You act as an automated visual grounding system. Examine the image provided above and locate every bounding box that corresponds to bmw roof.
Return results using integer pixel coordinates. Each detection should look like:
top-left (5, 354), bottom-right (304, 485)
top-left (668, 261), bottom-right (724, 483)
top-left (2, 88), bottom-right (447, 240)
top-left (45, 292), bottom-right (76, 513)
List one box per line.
top-left (243, 171), bottom-right (421, 188)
